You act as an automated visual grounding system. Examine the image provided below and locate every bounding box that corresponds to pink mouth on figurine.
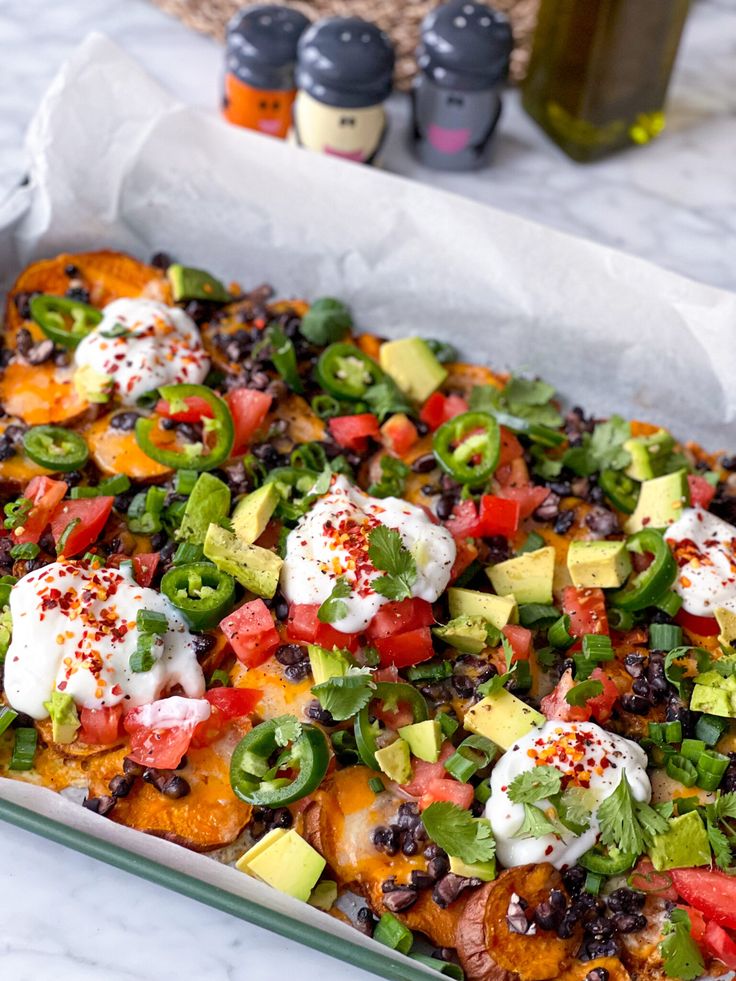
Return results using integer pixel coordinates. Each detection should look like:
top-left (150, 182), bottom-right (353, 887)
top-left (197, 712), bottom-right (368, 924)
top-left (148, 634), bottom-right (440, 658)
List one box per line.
top-left (427, 124), bottom-right (471, 154)
top-left (324, 146), bottom-right (366, 162)
top-left (258, 119), bottom-right (283, 135)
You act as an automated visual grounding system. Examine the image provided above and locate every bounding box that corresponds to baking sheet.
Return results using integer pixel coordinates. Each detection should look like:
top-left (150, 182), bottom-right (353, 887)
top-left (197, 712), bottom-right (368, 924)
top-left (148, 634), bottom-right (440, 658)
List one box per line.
top-left (2, 31), bottom-right (736, 981)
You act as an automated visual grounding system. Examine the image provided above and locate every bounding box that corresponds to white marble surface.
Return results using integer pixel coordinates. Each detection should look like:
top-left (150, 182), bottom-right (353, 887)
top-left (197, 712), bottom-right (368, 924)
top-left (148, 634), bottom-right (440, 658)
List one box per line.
top-left (0, 1), bottom-right (735, 980)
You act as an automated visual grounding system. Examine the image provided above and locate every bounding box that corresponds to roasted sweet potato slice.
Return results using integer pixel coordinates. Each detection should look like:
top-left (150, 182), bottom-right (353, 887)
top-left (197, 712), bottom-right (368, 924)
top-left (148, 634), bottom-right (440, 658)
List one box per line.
top-left (230, 656), bottom-right (315, 721)
top-left (271, 392), bottom-right (326, 448)
top-left (457, 866), bottom-right (580, 981)
top-left (85, 412), bottom-right (171, 480)
top-left (302, 765), bottom-right (466, 949)
top-left (0, 362), bottom-right (89, 426)
top-left (444, 362), bottom-right (505, 398)
top-left (0, 417), bottom-right (50, 488)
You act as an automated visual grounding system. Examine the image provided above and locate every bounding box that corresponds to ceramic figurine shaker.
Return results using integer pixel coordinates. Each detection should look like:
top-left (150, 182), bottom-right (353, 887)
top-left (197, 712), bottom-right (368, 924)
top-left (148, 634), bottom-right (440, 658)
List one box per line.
top-left (293, 17), bottom-right (395, 165)
top-left (412, 1), bottom-right (513, 170)
top-left (223, 5), bottom-right (310, 139)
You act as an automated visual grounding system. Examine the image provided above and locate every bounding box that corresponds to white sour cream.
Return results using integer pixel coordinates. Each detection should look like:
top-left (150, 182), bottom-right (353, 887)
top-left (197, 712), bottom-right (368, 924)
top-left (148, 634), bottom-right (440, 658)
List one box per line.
top-left (4, 561), bottom-right (205, 719)
top-left (74, 298), bottom-right (209, 406)
top-left (664, 507), bottom-right (736, 616)
top-left (280, 475), bottom-right (456, 633)
top-left (486, 720), bottom-right (651, 870)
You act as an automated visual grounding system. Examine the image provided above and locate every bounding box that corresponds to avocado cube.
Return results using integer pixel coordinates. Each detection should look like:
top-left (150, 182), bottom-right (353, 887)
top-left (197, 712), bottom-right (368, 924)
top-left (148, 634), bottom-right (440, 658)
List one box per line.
top-left (74, 364), bottom-right (112, 404)
top-left (449, 855), bottom-right (496, 882)
top-left (398, 720), bottom-right (442, 762)
top-left (648, 810), bottom-right (711, 871)
top-left (486, 546), bottom-right (555, 605)
top-left (447, 588), bottom-right (518, 629)
top-left (308, 880), bottom-right (338, 910)
top-left (433, 615), bottom-right (490, 654)
top-left (715, 606), bottom-right (736, 650)
top-left (624, 469), bottom-right (690, 534)
top-left (374, 738), bottom-right (412, 784)
top-left (379, 337), bottom-right (447, 403)
top-left (167, 263), bottom-right (231, 303)
top-left (624, 429), bottom-right (675, 482)
top-left (236, 828), bottom-right (287, 873)
top-left (690, 683), bottom-right (735, 718)
top-left (232, 484), bottom-right (279, 545)
top-left (464, 689), bottom-right (545, 751)
top-left (239, 828), bottom-right (326, 902)
top-left (203, 524), bottom-right (283, 599)
top-left (43, 690), bottom-right (80, 745)
top-left (308, 644), bottom-right (352, 686)
top-left (567, 540), bottom-right (632, 589)
top-left (178, 473), bottom-right (231, 545)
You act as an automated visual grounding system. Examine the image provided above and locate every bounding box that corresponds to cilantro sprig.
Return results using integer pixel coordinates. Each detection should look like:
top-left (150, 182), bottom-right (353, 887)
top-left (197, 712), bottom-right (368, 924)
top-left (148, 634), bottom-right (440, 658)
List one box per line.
top-left (660, 909), bottom-right (705, 981)
top-left (478, 636), bottom-right (517, 696)
top-left (272, 715), bottom-right (302, 748)
top-left (422, 802), bottom-right (496, 864)
top-left (514, 803), bottom-right (561, 839)
top-left (317, 576), bottom-right (351, 624)
top-left (507, 765), bottom-right (563, 805)
top-left (368, 526), bottom-right (417, 602)
top-left (562, 415), bottom-right (631, 476)
top-left (704, 791), bottom-right (736, 869)
top-left (597, 773), bottom-right (669, 857)
top-left (311, 672), bottom-right (376, 722)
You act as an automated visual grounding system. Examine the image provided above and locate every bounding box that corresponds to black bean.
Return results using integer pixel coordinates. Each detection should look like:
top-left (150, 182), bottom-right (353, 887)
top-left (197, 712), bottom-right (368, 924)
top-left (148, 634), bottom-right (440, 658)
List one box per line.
top-left (271, 807), bottom-right (292, 829)
top-left (606, 888), bottom-right (644, 914)
top-left (384, 888), bottom-right (418, 912)
top-left (162, 776), bottom-right (190, 799)
top-left (720, 754), bottom-right (736, 793)
top-left (64, 263), bottom-right (80, 277)
top-left (411, 453), bottom-right (437, 474)
top-left (123, 757), bottom-right (145, 778)
top-left (554, 509), bottom-right (576, 535)
top-left (415, 420), bottom-right (429, 437)
top-left (275, 643), bottom-right (307, 666)
top-left (620, 692), bottom-right (650, 714)
top-left (110, 411), bottom-right (141, 431)
top-left (14, 292), bottom-right (37, 320)
top-left (65, 286), bottom-right (90, 304)
top-left (410, 870), bottom-right (435, 890)
top-left (424, 844), bottom-right (447, 861)
top-left (550, 481), bottom-right (572, 497)
top-left (396, 802), bottom-right (420, 829)
top-left (176, 755), bottom-right (188, 771)
top-left (535, 491), bottom-right (561, 521)
top-left (26, 339), bottom-right (55, 365)
top-left (485, 535), bottom-right (510, 565)
top-left (585, 506), bottom-right (619, 537)
top-left (580, 938), bottom-right (621, 961)
top-left (587, 918), bottom-right (615, 939)
top-left (721, 456), bottom-right (736, 471)
top-left (436, 494), bottom-right (456, 521)
top-left (15, 328), bottom-right (33, 357)
top-left (0, 437), bottom-right (15, 461)
top-left (305, 700), bottom-right (335, 727)
top-left (432, 873), bottom-right (478, 909)
top-left (372, 826), bottom-right (399, 856)
top-left (624, 653), bottom-right (646, 678)
top-left (401, 836), bottom-right (419, 857)
top-left (83, 795), bottom-right (116, 816)
top-left (557, 912), bottom-right (580, 939)
top-left (150, 251), bottom-right (171, 269)
top-left (534, 889), bottom-right (566, 930)
top-left (284, 660), bottom-right (312, 682)
top-left (650, 608), bottom-right (673, 624)
top-left (647, 653), bottom-right (668, 696)
top-left (109, 774), bottom-right (135, 798)
top-left (355, 906), bottom-right (377, 936)
top-left (613, 913), bottom-right (647, 934)
top-left (191, 633), bottom-right (216, 657)
top-left (632, 677), bottom-right (650, 697)
top-left (585, 969), bottom-right (609, 981)
top-left (426, 855), bottom-right (450, 881)
top-left (251, 443), bottom-right (282, 467)
top-left (562, 866), bottom-right (586, 895)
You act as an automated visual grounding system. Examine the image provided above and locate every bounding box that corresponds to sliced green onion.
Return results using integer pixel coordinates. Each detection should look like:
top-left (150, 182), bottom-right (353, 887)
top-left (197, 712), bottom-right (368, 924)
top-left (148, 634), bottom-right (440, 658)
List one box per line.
top-left (666, 754), bottom-right (697, 788)
top-left (681, 738), bottom-right (706, 763)
top-left (0, 706), bottom-right (18, 737)
top-left (130, 633), bottom-right (158, 673)
top-left (55, 518), bottom-right (81, 556)
top-left (437, 712), bottom-right (459, 738)
top-left (172, 542), bottom-right (205, 565)
top-left (368, 777), bottom-right (385, 795)
top-left (696, 771), bottom-right (724, 792)
top-left (207, 668), bottom-right (231, 688)
top-left (267, 323), bottom-right (303, 393)
top-left (136, 609), bottom-right (168, 635)
top-left (10, 542), bottom-right (40, 561)
top-left (696, 714), bottom-right (728, 746)
top-left (584, 871), bottom-right (604, 895)
top-left (311, 394), bottom-right (342, 419)
top-left (175, 469), bottom-right (199, 495)
top-left (518, 603), bottom-right (559, 628)
top-left (0, 575), bottom-right (17, 607)
top-left (517, 532), bottom-right (545, 554)
top-left (373, 912), bottom-right (413, 955)
top-left (409, 953), bottom-right (464, 980)
top-left (444, 751), bottom-right (479, 783)
top-left (649, 623), bottom-right (683, 652)
top-left (582, 634), bottom-right (614, 661)
top-left (9, 727), bottom-right (37, 770)
top-left (548, 614), bottom-right (574, 649)
top-left (607, 608), bottom-right (634, 632)
top-left (475, 778), bottom-right (492, 804)
top-left (696, 749), bottom-right (729, 779)
top-left (654, 590), bottom-right (683, 617)
top-left (127, 486), bottom-right (167, 534)
top-left (649, 720), bottom-right (682, 745)
top-left (675, 796), bottom-right (701, 815)
top-left (406, 660), bottom-right (453, 682)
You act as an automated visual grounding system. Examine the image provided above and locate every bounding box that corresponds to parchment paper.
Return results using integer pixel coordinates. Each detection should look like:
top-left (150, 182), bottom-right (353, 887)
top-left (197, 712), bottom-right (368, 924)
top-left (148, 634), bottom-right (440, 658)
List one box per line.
top-left (1, 32), bottom-right (736, 974)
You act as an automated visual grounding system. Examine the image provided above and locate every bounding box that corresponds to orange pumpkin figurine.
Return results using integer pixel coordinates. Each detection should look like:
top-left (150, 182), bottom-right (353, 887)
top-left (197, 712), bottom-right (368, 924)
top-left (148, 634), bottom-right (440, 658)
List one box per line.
top-left (223, 5), bottom-right (310, 139)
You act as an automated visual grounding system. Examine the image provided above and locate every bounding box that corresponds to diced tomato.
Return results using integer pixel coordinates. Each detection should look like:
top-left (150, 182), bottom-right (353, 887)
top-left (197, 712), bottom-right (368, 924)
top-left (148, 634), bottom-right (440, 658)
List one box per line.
top-left (629, 858), bottom-right (678, 901)
top-left (155, 395), bottom-right (214, 423)
top-left (401, 743), bottom-right (455, 796)
top-left (78, 705), bottom-right (124, 745)
top-left (675, 608), bottom-right (720, 637)
top-left (587, 667), bottom-right (619, 723)
top-left (703, 921), bottom-right (736, 971)
top-left (498, 428), bottom-right (524, 467)
top-left (540, 667), bottom-right (591, 723)
top-left (13, 476), bottom-right (68, 545)
top-left (478, 494), bottom-right (520, 538)
top-left (561, 586), bottom-right (609, 637)
top-left (445, 499), bottom-right (481, 539)
top-left (373, 701), bottom-right (416, 730)
top-left (496, 483), bottom-right (550, 521)
top-left (420, 778), bottom-right (475, 811)
top-left (366, 598), bottom-right (434, 640)
top-left (226, 388), bottom-right (273, 453)
top-left (670, 868), bottom-right (736, 929)
top-left (419, 392), bottom-right (468, 431)
top-left (688, 474), bottom-right (716, 510)
top-left (286, 603), bottom-right (360, 653)
top-left (380, 414), bottom-right (418, 456)
top-left (495, 456), bottom-right (530, 490)
top-left (679, 906), bottom-right (707, 944)
top-left (502, 625), bottom-right (532, 661)
top-left (374, 626), bottom-right (435, 669)
top-left (221, 599), bottom-right (281, 668)
top-left (132, 552), bottom-right (159, 587)
top-left (450, 536), bottom-right (479, 582)
top-left (191, 687), bottom-right (262, 747)
top-left (50, 497), bottom-right (115, 558)
top-left (124, 696), bottom-right (211, 769)
top-left (328, 413), bottom-right (381, 453)
top-left (374, 665), bottom-right (399, 684)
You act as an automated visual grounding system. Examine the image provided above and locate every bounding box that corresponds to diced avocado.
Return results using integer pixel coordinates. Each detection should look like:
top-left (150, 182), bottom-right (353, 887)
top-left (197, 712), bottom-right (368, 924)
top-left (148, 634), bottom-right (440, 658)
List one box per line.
top-left (235, 828), bottom-right (287, 873)
top-left (447, 587), bottom-right (518, 629)
top-left (624, 429), bottom-right (675, 482)
top-left (690, 683), bottom-right (736, 718)
top-left (379, 337), bottom-right (447, 403)
top-left (238, 828), bottom-right (326, 902)
top-left (486, 546), bottom-right (555, 605)
top-left (0, 606), bottom-right (11, 660)
top-left (74, 364), bottom-right (112, 403)
top-left (715, 606), bottom-right (736, 650)
top-left (374, 738), bottom-right (412, 784)
top-left (648, 810), bottom-right (711, 871)
top-left (308, 880), bottom-right (338, 910)
top-left (398, 719), bottom-right (442, 763)
top-left (167, 263), bottom-right (231, 303)
top-left (42, 690), bottom-right (80, 745)
top-left (308, 644), bottom-right (352, 685)
top-left (464, 689), bottom-right (545, 751)
top-left (624, 469), bottom-right (690, 535)
top-left (178, 472), bottom-right (231, 544)
top-left (567, 540), bottom-right (632, 589)
top-left (433, 615), bottom-right (490, 654)
top-left (203, 523), bottom-right (283, 598)
top-left (693, 670), bottom-right (736, 691)
top-left (232, 484), bottom-right (279, 545)
top-left (449, 855), bottom-right (496, 882)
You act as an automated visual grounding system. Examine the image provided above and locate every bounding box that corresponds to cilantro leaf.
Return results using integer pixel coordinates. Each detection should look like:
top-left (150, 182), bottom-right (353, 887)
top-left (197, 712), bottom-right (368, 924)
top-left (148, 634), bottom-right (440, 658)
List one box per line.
top-left (364, 380), bottom-right (412, 422)
top-left (660, 909), bottom-right (705, 981)
top-left (706, 817), bottom-right (733, 870)
top-left (422, 802), bottom-right (496, 864)
top-left (368, 455), bottom-right (410, 499)
top-left (317, 577), bottom-right (351, 624)
top-left (368, 525), bottom-right (417, 602)
top-left (563, 415), bottom-right (631, 476)
top-left (664, 647), bottom-right (697, 697)
top-left (272, 714), bottom-right (302, 748)
top-left (477, 669), bottom-right (516, 697)
top-left (597, 773), bottom-right (648, 856)
top-left (635, 799), bottom-right (671, 843)
top-left (311, 673), bottom-right (375, 722)
top-left (556, 787), bottom-right (593, 833)
top-left (708, 791), bottom-right (736, 822)
top-left (565, 679), bottom-right (604, 707)
top-left (469, 376), bottom-right (562, 430)
top-left (507, 765), bottom-right (563, 805)
top-left (514, 803), bottom-right (561, 839)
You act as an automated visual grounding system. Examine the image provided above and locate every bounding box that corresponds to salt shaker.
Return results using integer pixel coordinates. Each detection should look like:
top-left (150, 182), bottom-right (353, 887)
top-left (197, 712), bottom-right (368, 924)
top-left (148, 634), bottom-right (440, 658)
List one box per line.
top-left (293, 17), bottom-right (395, 165)
top-left (412, 1), bottom-right (512, 171)
top-left (223, 4), bottom-right (310, 139)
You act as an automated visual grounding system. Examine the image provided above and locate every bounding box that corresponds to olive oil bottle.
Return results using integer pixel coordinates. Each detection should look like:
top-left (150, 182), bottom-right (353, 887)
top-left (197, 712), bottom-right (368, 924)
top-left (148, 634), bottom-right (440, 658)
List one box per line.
top-left (522, 0), bottom-right (690, 162)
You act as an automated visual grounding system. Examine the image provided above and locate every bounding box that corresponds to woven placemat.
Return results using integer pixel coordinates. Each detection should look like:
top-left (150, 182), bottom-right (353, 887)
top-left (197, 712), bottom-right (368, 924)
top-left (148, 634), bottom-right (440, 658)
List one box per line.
top-left (150, 0), bottom-right (540, 87)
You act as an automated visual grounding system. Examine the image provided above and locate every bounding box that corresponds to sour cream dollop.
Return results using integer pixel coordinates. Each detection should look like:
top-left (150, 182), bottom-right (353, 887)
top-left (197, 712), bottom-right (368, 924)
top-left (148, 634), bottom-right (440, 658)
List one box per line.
top-left (486, 720), bottom-right (651, 870)
top-left (280, 475), bottom-right (456, 633)
top-left (4, 561), bottom-right (205, 719)
top-left (74, 298), bottom-right (210, 406)
top-left (665, 507), bottom-right (736, 616)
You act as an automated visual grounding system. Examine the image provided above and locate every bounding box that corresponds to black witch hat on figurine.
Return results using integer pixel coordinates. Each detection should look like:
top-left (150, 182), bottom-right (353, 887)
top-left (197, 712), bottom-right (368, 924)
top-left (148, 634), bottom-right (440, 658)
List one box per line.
top-left (292, 16), bottom-right (395, 166)
top-left (412, 1), bottom-right (513, 171)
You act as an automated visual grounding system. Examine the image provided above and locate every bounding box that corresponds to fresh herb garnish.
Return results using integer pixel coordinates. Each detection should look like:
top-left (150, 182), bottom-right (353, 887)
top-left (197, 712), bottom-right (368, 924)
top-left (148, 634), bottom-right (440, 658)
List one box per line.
top-left (478, 636), bottom-right (517, 696)
top-left (562, 415), bottom-right (631, 476)
top-left (317, 576), bottom-right (351, 624)
top-left (514, 803), bottom-right (561, 839)
top-left (368, 455), bottom-right (410, 499)
top-left (565, 679), bottom-right (604, 707)
top-left (704, 792), bottom-right (736, 869)
top-left (597, 773), bottom-right (669, 857)
top-left (469, 376), bottom-right (562, 429)
top-left (555, 786), bottom-right (593, 833)
top-left (368, 526), bottom-right (417, 602)
top-left (272, 714), bottom-right (302, 748)
top-left (311, 672), bottom-right (376, 722)
top-left (99, 321), bottom-right (131, 339)
top-left (660, 909), bottom-right (705, 981)
top-left (422, 802), bottom-right (496, 864)
top-left (299, 297), bottom-right (352, 346)
top-left (507, 765), bottom-right (563, 805)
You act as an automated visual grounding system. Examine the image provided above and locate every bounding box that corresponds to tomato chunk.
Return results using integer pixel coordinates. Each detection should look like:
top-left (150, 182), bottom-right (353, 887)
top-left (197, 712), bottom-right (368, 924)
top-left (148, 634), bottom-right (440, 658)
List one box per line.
top-left (226, 388), bottom-right (273, 453)
top-left (380, 414), bottom-right (418, 456)
top-left (629, 858), bottom-right (678, 901)
top-left (401, 743), bottom-right (455, 796)
top-left (132, 552), bottom-right (159, 587)
top-left (498, 428), bottom-right (523, 467)
top-left (704, 921), bottom-right (736, 971)
top-left (670, 868), bottom-right (736, 929)
top-left (124, 696), bottom-right (211, 768)
top-left (79, 705), bottom-right (123, 745)
top-left (445, 499), bottom-right (481, 539)
top-left (286, 603), bottom-right (360, 652)
top-left (420, 778), bottom-right (475, 811)
top-left (13, 476), bottom-right (67, 545)
top-left (540, 668), bottom-right (590, 723)
top-left (675, 608), bottom-right (720, 637)
top-left (562, 586), bottom-right (609, 637)
top-left (221, 599), bottom-right (281, 668)
top-left (478, 494), bottom-right (520, 538)
top-left (587, 667), bottom-right (619, 723)
top-left (191, 687), bottom-right (262, 747)
top-left (50, 497), bottom-right (115, 558)
top-left (328, 413), bottom-right (380, 453)
top-left (374, 626), bottom-right (435, 668)
top-left (502, 624), bottom-right (532, 661)
top-left (688, 474), bottom-right (716, 510)
top-left (420, 392), bottom-right (468, 431)
top-left (366, 598), bottom-right (434, 640)
top-left (496, 483), bottom-right (550, 521)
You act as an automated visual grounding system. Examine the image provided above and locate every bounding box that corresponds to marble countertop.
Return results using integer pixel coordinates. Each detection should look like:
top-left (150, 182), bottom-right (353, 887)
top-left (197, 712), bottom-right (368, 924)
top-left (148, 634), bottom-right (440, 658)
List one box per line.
top-left (0, 2), bottom-right (735, 980)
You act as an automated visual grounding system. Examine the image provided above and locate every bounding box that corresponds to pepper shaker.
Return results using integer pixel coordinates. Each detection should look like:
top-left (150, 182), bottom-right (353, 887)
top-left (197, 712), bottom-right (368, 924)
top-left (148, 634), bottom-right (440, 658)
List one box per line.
top-left (223, 4), bottom-right (310, 139)
top-left (293, 17), bottom-right (395, 165)
top-left (412, 1), bottom-right (512, 171)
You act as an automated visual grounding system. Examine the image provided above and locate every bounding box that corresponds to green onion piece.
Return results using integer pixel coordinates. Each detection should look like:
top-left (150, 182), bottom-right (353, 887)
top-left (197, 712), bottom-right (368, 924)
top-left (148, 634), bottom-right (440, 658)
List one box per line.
top-left (172, 542), bottom-right (205, 565)
top-left (650, 720), bottom-right (682, 745)
top-left (680, 738), bottom-right (706, 763)
top-left (475, 778), bottom-right (492, 805)
top-left (696, 749), bottom-right (729, 777)
top-left (582, 634), bottom-right (614, 660)
top-left (518, 603), bottom-right (559, 627)
top-left (696, 770), bottom-right (723, 792)
top-left (127, 486), bottom-right (167, 534)
top-left (373, 912), bottom-right (413, 955)
top-left (444, 751), bottom-right (480, 783)
top-left (654, 590), bottom-right (683, 617)
top-left (71, 473), bottom-right (131, 499)
top-left (437, 712), bottom-right (459, 738)
top-left (409, 953), bottom-right (464, 980)
top-left (55, 518), bottom-right (81, 556)
top-left (675, 796), bottom-right (701, 815)
top-left (517, 532), bottom-right (545, 555)
top-left (607, 608), bottom-right (634, 632)
top-left (649, 623), bottom-right (683, 652)
top-left (291, 442), bottom-right (329, 473)
top-left (695, 714), bottom-right (728, 746)
top-left (267, 323), bottom-right (303, 393)
top-left (82, 551), bottom-right (104, 566)
top-left (535, 646), bottom-right (556, 668)
top-left (648, 722), bottom-right (664, 745)
top-left (10, 542), bottom-right (40, 561)
top-left (548, 614), bottom-right (575, 649)
top-left (0, 706), bottom-right (18, 737)
top-left (406, 660), bottom-right (453, 682)
top-left (311, 394), bottom-right (342, 419)
top-left (136, 609), bottom-right (168, 635)
top-left (130, 633), bottom-right (158, 673)
top-left (368, 777), bottom-right (385, 795)
top-left (208, 668), bottom-right (231, 689)
top-left (175, 469), bottom-right (198, 495)
top-left (666, 754), bottom-right (697, 788)
top-left (584, 871), bottom-right (604, 895)
top-left (9, 727), bottom-right (37, 770)
top-left (511, 660), bottom-right (532, 691)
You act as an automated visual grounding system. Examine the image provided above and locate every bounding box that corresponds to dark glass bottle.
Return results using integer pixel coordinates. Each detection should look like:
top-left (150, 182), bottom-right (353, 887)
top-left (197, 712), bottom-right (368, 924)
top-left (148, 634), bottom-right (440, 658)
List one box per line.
top-left (522, 0), bottom-right (690, 162)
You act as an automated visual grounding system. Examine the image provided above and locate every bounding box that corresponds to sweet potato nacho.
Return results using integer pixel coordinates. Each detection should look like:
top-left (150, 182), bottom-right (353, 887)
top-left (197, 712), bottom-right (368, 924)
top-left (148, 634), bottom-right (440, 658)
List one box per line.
top-left (1, 250), bottom-right (735, 980)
